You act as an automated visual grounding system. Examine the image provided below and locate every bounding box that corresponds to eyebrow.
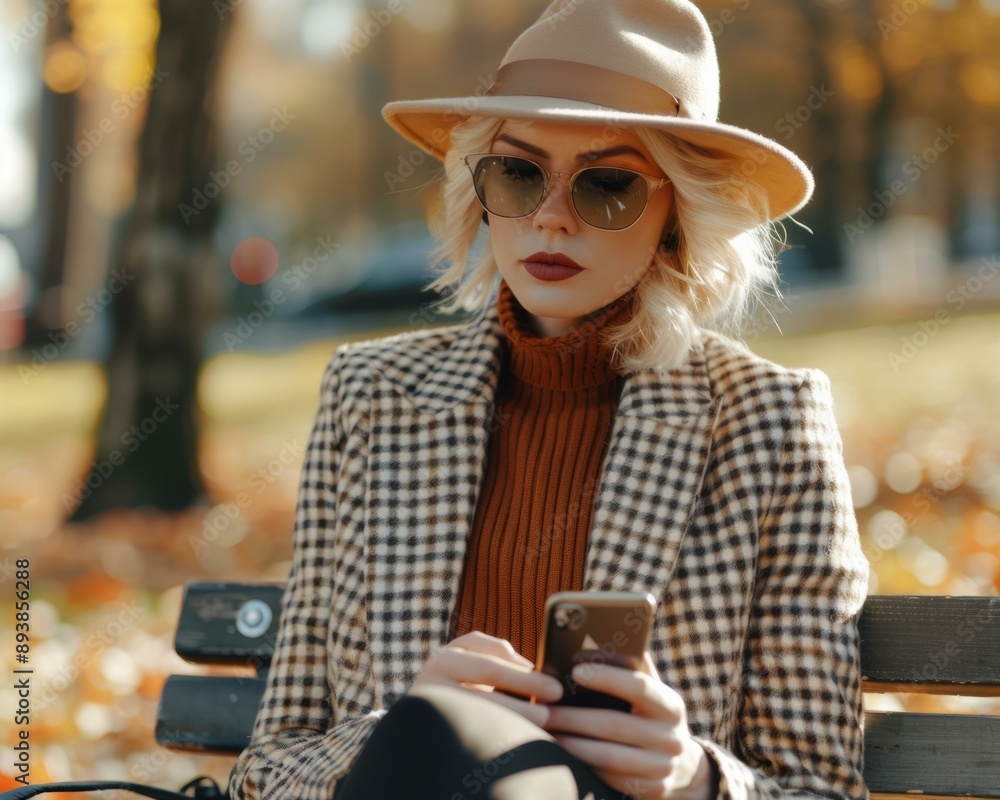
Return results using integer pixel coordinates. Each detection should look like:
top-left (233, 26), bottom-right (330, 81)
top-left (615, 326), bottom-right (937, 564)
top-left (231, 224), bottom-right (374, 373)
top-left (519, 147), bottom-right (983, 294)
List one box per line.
top-left (493, 133), bottom-right (651, 165)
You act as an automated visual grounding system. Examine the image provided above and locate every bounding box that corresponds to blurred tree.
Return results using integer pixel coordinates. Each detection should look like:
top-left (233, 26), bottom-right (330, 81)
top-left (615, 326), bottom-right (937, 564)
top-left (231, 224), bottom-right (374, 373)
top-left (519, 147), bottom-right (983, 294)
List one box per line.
top-left (23, 4), bottom-right (76, 348)
top-left (795, 0), bottom-right (844, 275)
top-left (71, 0), bottom-right (233, 520)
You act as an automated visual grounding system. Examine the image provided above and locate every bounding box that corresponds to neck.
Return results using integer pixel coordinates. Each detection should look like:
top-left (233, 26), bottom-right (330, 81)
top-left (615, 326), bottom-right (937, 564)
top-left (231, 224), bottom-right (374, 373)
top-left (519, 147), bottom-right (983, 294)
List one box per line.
top-left (496, 279), bottom-right (638, 391)
top-left (526, 313), bottom-right (582, 339)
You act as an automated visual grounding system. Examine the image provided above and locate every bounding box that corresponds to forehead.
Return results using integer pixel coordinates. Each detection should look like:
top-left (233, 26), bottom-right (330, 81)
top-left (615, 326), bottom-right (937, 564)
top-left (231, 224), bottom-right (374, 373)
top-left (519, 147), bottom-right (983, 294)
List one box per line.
top-left (492, 118), bottom-right (653, 162)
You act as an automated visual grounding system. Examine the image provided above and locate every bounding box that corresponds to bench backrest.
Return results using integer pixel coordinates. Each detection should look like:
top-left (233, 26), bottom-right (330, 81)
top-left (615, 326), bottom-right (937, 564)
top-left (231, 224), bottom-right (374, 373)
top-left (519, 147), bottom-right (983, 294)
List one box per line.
top-left (156, 584), bottom-right (1000, 798)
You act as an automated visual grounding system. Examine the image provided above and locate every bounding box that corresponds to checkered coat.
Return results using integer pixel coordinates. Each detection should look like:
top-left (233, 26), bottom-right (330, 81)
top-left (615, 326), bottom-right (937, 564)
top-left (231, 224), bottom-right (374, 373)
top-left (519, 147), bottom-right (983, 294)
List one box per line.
top-left (229, 298), bottom-right (870, 800)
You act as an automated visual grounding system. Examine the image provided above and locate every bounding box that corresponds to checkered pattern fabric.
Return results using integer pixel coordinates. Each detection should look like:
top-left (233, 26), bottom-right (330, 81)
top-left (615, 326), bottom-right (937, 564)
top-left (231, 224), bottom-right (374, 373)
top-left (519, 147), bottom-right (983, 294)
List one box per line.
top-left (229, 297), bottom-right (870, 800)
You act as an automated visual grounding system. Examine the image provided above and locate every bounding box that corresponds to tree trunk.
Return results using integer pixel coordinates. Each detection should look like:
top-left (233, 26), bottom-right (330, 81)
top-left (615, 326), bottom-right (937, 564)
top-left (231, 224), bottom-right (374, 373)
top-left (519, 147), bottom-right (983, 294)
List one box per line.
top-left (23, 4), bottom-right (75, 347)
top-left (70, 0), bottom-right (233, 520)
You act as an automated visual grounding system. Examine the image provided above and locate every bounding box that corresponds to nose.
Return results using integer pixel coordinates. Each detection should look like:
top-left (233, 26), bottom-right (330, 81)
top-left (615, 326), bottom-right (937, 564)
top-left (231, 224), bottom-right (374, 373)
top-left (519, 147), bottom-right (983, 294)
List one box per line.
top-left (530, 172), bottom-right (579, 236)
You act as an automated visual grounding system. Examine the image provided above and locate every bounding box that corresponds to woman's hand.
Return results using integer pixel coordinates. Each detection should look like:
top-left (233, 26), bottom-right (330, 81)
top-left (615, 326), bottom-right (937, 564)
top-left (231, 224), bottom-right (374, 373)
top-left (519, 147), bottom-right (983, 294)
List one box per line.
top-left (408, 630), bottom-right (565, 728)
top-left (541, 652), bottom-right (718, 800)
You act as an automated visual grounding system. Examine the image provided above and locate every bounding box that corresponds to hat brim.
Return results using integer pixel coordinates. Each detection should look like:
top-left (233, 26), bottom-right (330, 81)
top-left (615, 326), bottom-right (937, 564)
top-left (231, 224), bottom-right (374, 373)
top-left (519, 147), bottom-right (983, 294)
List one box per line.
top-left (382, 95), bottom-right (814, 222)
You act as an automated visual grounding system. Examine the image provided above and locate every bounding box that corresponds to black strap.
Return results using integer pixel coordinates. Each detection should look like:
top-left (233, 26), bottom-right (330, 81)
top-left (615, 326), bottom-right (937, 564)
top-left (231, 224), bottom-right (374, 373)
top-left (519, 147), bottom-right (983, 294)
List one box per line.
top-left (0, 776), bottom-right (225, 800)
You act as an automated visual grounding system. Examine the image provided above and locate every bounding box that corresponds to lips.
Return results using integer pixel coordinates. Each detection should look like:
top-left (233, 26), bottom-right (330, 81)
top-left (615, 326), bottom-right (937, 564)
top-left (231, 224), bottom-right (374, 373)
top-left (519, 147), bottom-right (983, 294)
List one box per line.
top-left (522, 252), bottom-right (584, 282)
top-left (524, 252), bottom-right (583, 269)
top-left (523, 253), bottom-right (583, 281)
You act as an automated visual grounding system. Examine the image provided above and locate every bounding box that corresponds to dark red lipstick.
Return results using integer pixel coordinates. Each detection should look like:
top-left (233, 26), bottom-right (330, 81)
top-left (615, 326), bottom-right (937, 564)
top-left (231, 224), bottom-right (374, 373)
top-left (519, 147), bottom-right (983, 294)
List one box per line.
top-left (522, 252), bottom-right (584, 281)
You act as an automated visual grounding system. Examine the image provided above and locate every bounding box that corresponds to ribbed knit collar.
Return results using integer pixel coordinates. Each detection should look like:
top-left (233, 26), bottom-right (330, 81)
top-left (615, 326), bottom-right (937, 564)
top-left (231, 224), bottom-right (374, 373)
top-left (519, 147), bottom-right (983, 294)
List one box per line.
top-left (497, 278), bottom-right (637, 391)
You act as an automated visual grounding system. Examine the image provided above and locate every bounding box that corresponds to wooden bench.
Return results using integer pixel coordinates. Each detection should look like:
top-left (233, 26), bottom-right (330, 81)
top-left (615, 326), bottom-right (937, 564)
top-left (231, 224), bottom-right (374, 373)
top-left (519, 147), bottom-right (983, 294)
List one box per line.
top-left (157, 583), bottom-right (1000, 799)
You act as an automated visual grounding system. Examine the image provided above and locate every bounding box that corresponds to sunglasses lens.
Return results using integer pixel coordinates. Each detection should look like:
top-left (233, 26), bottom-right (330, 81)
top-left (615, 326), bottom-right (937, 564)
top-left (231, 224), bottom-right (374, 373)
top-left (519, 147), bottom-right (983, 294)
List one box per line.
top-left (572, 168), bottom-right (648, 230)
top-left (473, 156), bottom-right (546, 218)
top-left (469, 156), bottom-right (656, 230)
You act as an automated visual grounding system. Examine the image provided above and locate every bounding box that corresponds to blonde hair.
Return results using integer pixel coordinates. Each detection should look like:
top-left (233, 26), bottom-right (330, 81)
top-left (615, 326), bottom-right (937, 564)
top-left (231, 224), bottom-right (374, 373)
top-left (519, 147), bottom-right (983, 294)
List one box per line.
top-left (420, 115), bottom-right (789, 372)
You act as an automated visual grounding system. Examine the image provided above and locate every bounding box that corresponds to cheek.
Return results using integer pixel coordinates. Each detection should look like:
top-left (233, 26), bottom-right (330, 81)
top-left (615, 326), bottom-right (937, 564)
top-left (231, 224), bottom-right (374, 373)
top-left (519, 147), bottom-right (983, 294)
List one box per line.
top-left (488, 220), bottom-right (521, 262)
top-left (617, 226), bottom-right (662, 275)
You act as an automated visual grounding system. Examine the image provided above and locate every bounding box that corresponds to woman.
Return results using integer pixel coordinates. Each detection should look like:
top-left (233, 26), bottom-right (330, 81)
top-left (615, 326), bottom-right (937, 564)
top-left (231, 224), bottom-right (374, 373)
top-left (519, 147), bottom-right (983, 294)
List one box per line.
top-left (229, 1), bottom-right (869, 799)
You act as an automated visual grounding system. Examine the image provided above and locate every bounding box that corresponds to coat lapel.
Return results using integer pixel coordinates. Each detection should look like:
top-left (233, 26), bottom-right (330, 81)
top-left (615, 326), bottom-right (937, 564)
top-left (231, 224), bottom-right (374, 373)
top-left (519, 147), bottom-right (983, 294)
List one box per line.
top-left (583, 343), bottom-right (723, 598)
top-left (363, 304), bottom-right (504, 703)
top-left (363, 299), bottom-right (721, 702)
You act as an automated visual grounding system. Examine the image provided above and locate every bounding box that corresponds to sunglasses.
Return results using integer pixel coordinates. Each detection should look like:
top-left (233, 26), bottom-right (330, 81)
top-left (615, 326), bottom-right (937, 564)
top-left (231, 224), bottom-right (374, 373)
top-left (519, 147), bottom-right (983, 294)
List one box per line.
top-left (464, 153), bottom-right (671, 231)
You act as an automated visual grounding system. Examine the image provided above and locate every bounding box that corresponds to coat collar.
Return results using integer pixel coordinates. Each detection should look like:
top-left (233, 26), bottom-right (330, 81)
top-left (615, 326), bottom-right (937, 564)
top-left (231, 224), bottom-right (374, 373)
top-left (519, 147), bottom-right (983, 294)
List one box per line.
top-left (364, 297), bottom-right (723, 705)
top-left (373, 297), bottom-right (716, 420)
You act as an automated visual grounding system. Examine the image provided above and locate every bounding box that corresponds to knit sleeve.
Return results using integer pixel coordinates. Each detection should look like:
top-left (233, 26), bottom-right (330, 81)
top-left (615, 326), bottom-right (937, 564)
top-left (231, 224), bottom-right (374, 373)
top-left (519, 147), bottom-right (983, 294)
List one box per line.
top-left (228, 350), bottom-right (386, 800)
top-left (692, 370), bottom-right (870, 800)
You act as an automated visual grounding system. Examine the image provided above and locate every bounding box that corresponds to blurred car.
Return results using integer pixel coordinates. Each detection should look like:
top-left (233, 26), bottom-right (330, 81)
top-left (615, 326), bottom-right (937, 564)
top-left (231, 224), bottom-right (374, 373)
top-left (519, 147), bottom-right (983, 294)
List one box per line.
top-left (206, 221), bottom-right (471, 357)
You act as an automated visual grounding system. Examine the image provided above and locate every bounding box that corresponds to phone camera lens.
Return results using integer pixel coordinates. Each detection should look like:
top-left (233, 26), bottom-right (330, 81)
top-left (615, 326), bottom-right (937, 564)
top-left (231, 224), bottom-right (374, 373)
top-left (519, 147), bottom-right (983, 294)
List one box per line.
top-left (554, 603), bottom-right (585, 630)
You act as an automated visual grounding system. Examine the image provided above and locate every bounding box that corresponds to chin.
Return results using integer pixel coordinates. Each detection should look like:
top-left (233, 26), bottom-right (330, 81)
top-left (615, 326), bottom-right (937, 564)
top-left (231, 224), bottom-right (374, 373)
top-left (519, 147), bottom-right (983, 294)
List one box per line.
top-left (508, 278), bottom-right (584, 312)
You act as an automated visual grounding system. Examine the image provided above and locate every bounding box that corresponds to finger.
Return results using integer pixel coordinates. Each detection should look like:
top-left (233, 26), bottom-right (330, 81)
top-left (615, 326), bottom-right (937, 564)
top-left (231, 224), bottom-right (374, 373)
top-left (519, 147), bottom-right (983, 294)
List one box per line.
top-left (410, 678), bottom-right (553, 729)
top-left (545, 705), bottom-right (681, 754)
top-left (642, 651), bottom-right (659, 679)
top-left (571, 662), bottom-right (683, 721)
top-left (447, 631), bottom-right (535, 667)
top-left (477, 685), bottom-right (555, 728)
top-left (459, 681), bottom-right (495, 693)
top-left (553, 732), bottom-right (671, 779)
top-left (594, 769), bottom-right (664, 800)
top-left (427, 646), bottom-right (563, 702)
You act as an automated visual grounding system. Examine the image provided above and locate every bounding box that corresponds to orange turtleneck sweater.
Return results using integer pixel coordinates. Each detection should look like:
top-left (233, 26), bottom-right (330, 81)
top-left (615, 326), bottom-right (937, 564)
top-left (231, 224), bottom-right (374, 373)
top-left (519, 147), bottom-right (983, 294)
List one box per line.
top-left (449, 279), bottom-right (637, 664)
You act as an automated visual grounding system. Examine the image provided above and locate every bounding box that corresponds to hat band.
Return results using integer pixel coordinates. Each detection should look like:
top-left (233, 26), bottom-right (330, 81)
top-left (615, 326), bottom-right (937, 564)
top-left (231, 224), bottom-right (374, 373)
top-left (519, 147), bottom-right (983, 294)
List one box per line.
top-left (484, 58), bottom-right (707, 122)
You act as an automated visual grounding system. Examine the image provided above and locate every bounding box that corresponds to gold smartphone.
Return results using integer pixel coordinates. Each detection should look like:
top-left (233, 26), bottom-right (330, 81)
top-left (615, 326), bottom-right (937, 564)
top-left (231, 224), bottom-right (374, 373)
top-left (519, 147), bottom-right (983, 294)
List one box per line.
top-left (533, 590), bottom-right (657, 712)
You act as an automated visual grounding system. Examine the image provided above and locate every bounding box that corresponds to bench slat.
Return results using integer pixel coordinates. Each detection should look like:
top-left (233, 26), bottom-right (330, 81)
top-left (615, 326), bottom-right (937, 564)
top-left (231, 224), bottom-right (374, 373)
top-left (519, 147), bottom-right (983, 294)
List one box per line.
top-left (865, 711), bottom-right (1000, 798)
top-left (859, 596), bottom-right (1000, 692)
top-left (164, 585), bottom-right (1000, 799)
top-left (156, 675), bottom-right (267, 753)
top-left (174, 582), bottom-right (284, 666)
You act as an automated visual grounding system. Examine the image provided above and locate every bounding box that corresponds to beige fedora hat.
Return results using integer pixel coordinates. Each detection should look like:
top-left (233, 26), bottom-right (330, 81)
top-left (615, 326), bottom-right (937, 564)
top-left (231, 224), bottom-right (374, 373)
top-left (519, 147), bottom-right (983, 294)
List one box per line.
top-left (382, 0), bottom-right (814, 221)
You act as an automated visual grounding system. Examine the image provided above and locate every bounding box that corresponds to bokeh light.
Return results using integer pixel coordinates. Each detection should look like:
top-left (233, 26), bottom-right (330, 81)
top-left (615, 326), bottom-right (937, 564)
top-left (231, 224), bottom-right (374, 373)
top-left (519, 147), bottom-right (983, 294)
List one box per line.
top-left (884, 451), bottom-right (923, 494)
top-left (42, 40), bottom-right (87, 94)
top-left (230, 237), bottom-right (279, 285)
top-left (848, 464), bottom-right (879, 509)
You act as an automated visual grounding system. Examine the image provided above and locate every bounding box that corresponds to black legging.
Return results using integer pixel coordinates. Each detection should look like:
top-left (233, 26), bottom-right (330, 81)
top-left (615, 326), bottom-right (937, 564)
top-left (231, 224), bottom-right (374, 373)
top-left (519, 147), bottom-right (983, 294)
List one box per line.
top-left (332, 684), bottom-right (635, 799)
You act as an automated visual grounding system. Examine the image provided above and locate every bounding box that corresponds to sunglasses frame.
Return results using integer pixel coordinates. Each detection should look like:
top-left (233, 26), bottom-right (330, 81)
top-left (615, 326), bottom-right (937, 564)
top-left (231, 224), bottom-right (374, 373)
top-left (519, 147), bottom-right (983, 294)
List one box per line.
top-left (463, 153), bottom-right (672, 231)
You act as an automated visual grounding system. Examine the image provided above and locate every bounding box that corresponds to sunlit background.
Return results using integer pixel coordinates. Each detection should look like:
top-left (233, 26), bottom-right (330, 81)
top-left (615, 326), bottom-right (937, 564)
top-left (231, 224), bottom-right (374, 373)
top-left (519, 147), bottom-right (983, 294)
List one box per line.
top-left (1, 0), bottom-right (999, 791)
